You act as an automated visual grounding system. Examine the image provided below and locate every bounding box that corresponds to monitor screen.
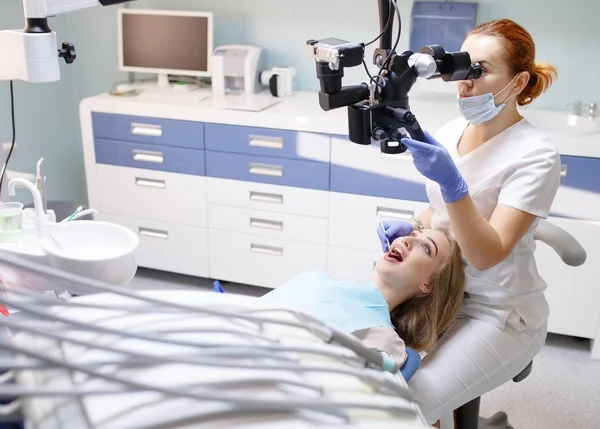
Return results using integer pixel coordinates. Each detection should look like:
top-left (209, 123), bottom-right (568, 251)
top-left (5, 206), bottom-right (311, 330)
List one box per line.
top-left (119, 10), bottom-right (213, 76)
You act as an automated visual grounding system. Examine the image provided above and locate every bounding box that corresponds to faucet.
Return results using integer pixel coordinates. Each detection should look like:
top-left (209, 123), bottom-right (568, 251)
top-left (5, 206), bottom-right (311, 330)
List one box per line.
top-left (8, 178), bottom-right (49, 239)
top-left (589, 102), bottom-right (596, 119)
top-left (566, 101), bottom-right (582, 115)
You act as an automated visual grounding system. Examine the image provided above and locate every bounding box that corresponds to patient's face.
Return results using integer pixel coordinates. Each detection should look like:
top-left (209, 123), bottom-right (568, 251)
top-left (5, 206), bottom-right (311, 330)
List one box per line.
top-left (376, 229), bottom-right (451, 295)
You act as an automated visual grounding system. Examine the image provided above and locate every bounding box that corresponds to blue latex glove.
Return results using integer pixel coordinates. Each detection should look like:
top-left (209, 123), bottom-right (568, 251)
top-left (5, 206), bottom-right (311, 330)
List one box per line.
top-left (401, 131), bottom-right (469, 203)
top-left (377, 220), bottom-right (414, 252)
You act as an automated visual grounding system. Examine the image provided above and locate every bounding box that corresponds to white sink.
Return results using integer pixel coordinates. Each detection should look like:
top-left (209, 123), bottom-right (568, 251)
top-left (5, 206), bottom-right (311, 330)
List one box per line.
top-left (38, 220), bottom-right (139, 286)
top-left (521, 109), bottom-right (599, 135)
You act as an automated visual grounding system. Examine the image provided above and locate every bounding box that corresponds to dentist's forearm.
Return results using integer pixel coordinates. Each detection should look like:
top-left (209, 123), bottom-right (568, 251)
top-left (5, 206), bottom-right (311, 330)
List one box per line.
top-left (445, 195), bottom-right (505, 270)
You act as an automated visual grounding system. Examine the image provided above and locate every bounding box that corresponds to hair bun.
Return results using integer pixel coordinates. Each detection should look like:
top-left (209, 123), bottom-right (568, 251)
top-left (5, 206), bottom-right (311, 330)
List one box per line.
top-left (519, 61), bottom-right (558, 106)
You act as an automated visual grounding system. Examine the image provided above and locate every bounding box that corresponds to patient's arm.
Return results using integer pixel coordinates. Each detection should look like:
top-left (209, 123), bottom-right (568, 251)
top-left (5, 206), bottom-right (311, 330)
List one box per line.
top-left (352, 326), bottom-right (408, 367)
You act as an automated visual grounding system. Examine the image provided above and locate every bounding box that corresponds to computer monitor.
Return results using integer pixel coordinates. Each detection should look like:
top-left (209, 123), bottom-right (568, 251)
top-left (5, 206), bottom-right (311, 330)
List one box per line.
top-left (117, 9), bottom-right (213, 88)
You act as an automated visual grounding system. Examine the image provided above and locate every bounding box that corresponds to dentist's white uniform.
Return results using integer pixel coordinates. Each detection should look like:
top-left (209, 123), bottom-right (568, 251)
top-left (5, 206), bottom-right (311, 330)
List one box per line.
top-left (408, 116), bottom-right (561, 427)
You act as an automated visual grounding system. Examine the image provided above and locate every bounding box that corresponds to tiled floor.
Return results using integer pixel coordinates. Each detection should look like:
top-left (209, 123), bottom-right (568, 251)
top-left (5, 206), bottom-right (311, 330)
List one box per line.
top-left (129, 268), bottom-right (600, 429)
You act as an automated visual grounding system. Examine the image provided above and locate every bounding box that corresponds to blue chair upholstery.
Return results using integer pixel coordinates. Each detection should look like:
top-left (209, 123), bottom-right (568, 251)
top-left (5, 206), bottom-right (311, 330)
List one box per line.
top-left (400, 347), bottom-right (421, 382)
top-left (217, 279), bottom-right (422, 382)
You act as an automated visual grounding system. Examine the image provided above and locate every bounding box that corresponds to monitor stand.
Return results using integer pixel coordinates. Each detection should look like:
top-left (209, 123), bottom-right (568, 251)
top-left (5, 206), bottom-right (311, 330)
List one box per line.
top-left (137, 74), bottom-right (210, 102)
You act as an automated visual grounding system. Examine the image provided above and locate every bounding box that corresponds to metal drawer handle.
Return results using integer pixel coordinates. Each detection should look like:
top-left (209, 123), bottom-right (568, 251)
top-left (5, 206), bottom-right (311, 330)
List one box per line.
top-left (133, 149), bottom-right (164, 164)
top-left (249, 135), bottom-right (284, 149)
top-left (376, 206), bottom-right (414, 221)
top-left (249, 163), bottom-right (283, 177)
top-left (250, 218), bottom-right (284, 231)
top-left (131, 123), bottom-right (162, 137)
top-left (250, 243), bottom-right (283, 256)
top-left (560, 165), bottom-right (568, 178)
top-left (139, 227), bottom-right (169, 240)
top-left (135, 178), bottom-right (166, 189)
top-left (249, 191), bottom-right (284, 204)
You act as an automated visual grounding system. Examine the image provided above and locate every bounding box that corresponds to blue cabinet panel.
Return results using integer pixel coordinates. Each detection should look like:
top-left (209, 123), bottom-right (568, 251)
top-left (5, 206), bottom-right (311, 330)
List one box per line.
top-left (95, 138), bottom-right (205, 176)
top-left (92, 112), bottom-right (205, 149)
top-left (205, 151), bottom-right (330, 190)
top-left (549, 155), bottom-right (600, 220)
top-left (331, 164), bottom-right (429, 202)
top-left (558, 155), bottom-right (600, 194)
top-left (205, 123), bottom-right (330, 161)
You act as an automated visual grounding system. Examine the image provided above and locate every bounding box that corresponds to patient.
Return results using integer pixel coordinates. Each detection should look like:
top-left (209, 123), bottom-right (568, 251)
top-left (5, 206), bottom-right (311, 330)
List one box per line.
top-left (261, 228), bottom-right (465, 366)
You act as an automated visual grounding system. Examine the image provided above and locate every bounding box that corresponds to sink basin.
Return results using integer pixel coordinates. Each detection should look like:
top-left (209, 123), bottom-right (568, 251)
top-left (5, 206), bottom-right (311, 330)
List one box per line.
top-left (38, 221), bottom-right (139, 286)
top-left (521, 109), bottom-right (599, 135)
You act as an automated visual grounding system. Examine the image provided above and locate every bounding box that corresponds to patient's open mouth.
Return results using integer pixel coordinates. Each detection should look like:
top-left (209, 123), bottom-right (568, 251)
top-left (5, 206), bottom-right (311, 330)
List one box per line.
top-left (388, 247), bottom-right (404, 262)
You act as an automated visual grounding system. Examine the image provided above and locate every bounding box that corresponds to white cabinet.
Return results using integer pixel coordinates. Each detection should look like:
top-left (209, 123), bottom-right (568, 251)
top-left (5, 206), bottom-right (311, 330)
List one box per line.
top-left (96, 165), bottom-right (208, 226)
top-left (208, 230), bottom-right (328, 288)
top-left (207, 204), bottom-right (328, 245)
top-left (97, 213), bottom-right (210, 278)
top-left (536, 217), bottom-right (600, 339)
top-left (328, 192), bottom-right (429, 253)
top-left (205, 178), bottom-right (329, 288)
top-left (206, 177), bottom-right (329, 218)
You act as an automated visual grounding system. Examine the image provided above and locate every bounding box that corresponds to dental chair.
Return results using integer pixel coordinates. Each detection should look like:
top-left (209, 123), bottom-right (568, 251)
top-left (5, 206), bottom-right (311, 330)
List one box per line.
top-left (212, 280), bottom-right (422, 382)
top-left (454, 219), bottom-right (587, 429)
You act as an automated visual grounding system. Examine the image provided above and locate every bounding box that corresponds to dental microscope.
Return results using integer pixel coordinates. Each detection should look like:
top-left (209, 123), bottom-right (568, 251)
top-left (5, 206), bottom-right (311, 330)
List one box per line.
top-left (306, 0), bottom-right (483, 154)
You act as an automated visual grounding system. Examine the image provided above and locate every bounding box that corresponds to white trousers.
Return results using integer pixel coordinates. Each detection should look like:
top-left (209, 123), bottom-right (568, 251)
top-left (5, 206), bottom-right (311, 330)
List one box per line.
top-left (408, 316), bottom-right (548, 428)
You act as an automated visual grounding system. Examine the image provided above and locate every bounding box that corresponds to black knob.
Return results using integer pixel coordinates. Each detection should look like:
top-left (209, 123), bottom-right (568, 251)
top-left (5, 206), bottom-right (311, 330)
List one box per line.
top-left (58, 42), bottom-right (76, 64)
top-left (389, 129), bottom-right (406, 142)
top-left (372, 127), bottom-right (389, 141)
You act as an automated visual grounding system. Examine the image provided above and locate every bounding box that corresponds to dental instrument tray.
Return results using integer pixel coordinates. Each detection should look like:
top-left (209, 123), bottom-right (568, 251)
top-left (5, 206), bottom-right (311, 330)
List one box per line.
top-left (0, 253), bottom-right (429, 429)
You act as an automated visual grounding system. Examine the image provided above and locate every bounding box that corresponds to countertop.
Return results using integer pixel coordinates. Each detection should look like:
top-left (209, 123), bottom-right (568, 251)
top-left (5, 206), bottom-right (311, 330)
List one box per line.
top-left (80, 90), bottom-right (600, 159)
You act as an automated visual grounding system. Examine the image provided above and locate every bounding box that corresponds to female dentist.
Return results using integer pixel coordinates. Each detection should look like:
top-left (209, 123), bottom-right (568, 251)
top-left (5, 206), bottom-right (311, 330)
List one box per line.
top-left (377, 19), bottom-right (561, 427)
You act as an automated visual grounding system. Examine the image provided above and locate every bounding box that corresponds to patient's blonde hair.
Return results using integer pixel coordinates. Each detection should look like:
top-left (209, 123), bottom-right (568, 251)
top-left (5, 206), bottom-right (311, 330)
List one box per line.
top-left (390, 231), bottom-right (465, 353)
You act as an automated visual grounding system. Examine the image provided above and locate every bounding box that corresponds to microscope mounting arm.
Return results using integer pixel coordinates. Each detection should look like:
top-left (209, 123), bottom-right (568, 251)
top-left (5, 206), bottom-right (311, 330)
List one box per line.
top-left (0, 0), bottom-right (133, 82)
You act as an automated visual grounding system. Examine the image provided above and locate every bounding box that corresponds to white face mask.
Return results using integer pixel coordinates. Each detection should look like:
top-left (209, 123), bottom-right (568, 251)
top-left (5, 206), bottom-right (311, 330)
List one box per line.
top-left (457, 75), bottom-right (518, 125)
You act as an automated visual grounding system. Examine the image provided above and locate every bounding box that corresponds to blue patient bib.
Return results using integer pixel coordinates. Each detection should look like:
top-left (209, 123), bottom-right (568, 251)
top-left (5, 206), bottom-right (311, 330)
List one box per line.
top-left (260, 271), bottom-right (393, 333)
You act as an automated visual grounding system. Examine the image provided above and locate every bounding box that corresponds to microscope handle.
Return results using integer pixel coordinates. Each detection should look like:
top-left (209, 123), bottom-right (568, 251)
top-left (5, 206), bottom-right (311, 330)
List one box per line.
top-left (404, 118), bottom-right (426, 142)
top-left (380, 107), bottom-right (427, 154)
top-left (392, 107), bottom-right (426, 142)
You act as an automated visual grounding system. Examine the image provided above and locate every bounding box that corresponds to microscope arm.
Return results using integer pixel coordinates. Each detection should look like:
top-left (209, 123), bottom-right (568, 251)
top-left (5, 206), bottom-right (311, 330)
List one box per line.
top-left (0, 0), bottom-right (133, 83)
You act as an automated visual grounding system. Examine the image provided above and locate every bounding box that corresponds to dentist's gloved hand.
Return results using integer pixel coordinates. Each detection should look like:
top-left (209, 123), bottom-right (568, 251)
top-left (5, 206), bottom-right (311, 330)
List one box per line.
top-left (377, 220), bottom-right (413, 252)
top-left (401, 131), bottom-right (469, 203)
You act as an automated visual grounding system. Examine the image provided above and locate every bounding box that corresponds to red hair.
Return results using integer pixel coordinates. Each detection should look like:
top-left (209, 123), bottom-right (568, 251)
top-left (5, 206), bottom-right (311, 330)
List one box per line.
top-left (467, 19), bottom-right (558, 106)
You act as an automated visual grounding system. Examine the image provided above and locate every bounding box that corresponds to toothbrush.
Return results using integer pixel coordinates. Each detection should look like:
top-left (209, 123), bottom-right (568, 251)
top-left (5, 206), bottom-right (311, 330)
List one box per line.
top-left (63, 206), bottom-right (83, 222)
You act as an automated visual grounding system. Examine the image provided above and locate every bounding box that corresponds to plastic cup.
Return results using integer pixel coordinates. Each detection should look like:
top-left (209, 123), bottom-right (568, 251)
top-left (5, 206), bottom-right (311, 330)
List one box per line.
top-left (0, 202), bottom-right (24, 243)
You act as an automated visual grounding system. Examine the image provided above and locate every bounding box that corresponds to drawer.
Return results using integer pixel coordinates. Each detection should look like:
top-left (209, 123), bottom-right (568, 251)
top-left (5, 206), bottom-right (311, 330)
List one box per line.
top-left (207, 204), bottom-right (328, 245)
top-left (329, 192), bottom-right (430, 252)
top-left (208, 230), bottom-right (328, 288)
top-left (206, 178), bottom-right (329, 218)
top-left (92, 112), bottom-right (204, 149)
top-left (205, 123), bottom-right (330, 162)
top-left (327, 246), bottom-right (383, 283)
top-left (330, 135), bottom-right (428, 202)
top-left (549, 155), bottom-right (600, 221)
top-left (96, 164), bottom-right (207, 227)
top-left (95, 138), bottom-right (205, 176)
top-left (97, 214), bottom-right (209, 278)
top-left (205, 150), bottom-right (329, 190)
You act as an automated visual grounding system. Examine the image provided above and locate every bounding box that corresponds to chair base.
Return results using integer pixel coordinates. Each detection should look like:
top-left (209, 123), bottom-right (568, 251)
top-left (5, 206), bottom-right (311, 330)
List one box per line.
top-left (455, 396), bottom-right (515, 429)
top-left (477, 412), bottom-right (513, 429)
